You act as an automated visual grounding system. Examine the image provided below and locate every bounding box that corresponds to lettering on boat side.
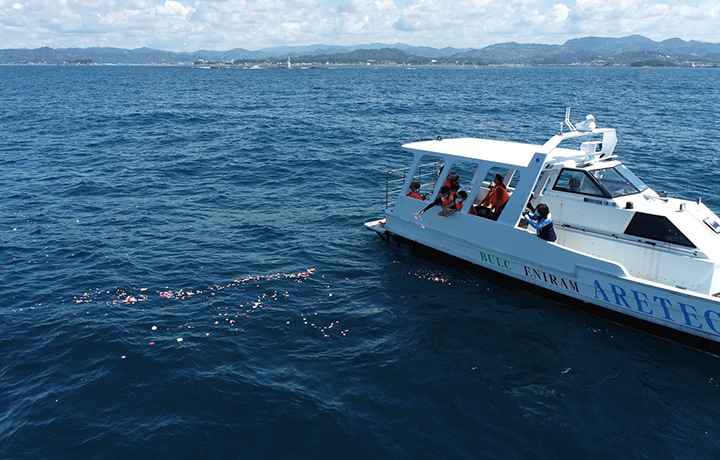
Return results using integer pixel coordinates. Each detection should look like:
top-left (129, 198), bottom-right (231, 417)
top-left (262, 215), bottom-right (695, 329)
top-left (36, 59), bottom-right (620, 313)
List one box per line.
top-left (593, 280), bottom-right (720, 336)
top-left (583, 197), bottom-right (618, 207)
top-left (478, 251), bottom-right (511, 270)
top-left (522, 266), bottom-right (579, 292)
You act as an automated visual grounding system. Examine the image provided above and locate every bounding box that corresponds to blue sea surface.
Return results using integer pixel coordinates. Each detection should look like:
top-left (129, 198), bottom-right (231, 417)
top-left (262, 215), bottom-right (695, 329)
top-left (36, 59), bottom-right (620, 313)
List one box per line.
top-left (2, 65), bottom-right (720, 459)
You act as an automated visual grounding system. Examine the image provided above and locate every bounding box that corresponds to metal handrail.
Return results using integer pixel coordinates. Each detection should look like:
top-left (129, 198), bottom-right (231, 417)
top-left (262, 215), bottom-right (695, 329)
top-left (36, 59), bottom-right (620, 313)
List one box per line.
top-left (385, 161), bottom-right (442, 208)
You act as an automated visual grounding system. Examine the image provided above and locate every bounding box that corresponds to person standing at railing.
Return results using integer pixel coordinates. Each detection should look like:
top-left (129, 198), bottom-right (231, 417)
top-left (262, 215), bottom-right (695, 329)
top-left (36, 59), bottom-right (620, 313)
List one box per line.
top-left (522, 203), bottom-right (557, 242)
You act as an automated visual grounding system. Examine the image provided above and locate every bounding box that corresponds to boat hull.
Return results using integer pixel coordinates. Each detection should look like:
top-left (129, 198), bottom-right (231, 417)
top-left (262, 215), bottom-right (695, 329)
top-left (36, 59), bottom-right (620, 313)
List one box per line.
top-left (373, 212), bottom-right (720, 355)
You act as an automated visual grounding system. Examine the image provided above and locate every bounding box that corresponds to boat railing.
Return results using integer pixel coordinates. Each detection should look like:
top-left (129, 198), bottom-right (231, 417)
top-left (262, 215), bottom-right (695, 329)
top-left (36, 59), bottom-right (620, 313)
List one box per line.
top-left (386, 161), bottom-right (442, 208)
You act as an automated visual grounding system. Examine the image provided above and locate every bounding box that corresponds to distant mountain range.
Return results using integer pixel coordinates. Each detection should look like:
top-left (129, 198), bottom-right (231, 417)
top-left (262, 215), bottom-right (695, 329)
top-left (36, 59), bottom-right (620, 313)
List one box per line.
top-left (1, 35), bottom-right (719, 66)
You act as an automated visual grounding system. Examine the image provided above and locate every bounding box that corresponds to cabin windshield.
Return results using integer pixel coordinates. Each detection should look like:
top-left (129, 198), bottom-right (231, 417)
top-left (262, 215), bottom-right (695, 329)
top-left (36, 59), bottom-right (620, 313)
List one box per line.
top-left (553, 169), bottom-right (606, 196)
top-left (590, 165), bottom-right (648, 198)
top-left (614, 164), bottom-right (649, 194)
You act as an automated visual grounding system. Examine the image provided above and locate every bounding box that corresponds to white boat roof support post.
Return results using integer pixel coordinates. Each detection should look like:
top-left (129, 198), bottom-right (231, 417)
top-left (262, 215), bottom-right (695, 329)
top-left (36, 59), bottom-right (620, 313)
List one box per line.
top-left (496, 151), bottom-right (548, 227)
top-left (463, 162), bottom-right (493, 214)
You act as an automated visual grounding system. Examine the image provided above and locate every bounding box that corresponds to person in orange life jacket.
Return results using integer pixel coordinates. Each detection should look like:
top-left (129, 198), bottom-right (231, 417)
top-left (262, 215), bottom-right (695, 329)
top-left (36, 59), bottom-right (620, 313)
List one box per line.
top-left (468, 193), bottom-right (479, 215)
top-left (406, 182), bottom-right (423, 200)
top-left (448, 182), bottom-right (459, 201)
top-left (478, 174), bottom-right (509, 220)
top-left (439, 190), bottom-right (468, 216)
top-left (419, 186), bottom-right (452, 214)
top-left (444, 172), bottom-right (460, 191)
top-left (454, 190), bottom-right (468, 210)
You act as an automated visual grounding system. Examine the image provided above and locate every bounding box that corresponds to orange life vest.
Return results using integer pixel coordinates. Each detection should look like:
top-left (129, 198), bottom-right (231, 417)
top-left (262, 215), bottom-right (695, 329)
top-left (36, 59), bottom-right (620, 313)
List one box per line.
top-left (441, 193), bottom-right (454, 207)
top-left (444, 174), bottom-right (459, 190)
top-left (407, 191), bottom-right (422, 200)
top-left (487, 184), bottom-right (509, 209)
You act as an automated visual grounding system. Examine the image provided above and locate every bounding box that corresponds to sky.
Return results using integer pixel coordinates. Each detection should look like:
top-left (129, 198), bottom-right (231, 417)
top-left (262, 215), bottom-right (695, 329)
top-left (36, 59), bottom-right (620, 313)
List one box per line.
top-left (0, 0), bottom-right (718, 52)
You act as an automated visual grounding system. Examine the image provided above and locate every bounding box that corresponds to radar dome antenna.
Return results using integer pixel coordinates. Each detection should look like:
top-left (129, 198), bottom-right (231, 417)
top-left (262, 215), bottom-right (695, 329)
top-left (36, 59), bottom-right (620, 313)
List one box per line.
top-left (575, 114), bottom-right (596, 132)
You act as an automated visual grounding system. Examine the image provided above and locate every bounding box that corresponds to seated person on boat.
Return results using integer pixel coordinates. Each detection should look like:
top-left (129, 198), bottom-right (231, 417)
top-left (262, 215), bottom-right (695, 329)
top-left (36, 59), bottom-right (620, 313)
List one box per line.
top-left (439, 190), bottom-right (469, 217)
top-left (420, 186), bottom-right (453, 214)
top-left (406, 182), bottom-right (424, 200)
top-left (444, 171), bottom-right (460, 191)
top-left (475, 174), bottom-right (509, 220)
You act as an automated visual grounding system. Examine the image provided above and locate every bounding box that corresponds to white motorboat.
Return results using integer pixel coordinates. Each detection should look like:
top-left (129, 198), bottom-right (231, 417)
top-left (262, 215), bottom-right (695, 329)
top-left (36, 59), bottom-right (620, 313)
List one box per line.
top-left (365, 109), bottom-right (720, 353)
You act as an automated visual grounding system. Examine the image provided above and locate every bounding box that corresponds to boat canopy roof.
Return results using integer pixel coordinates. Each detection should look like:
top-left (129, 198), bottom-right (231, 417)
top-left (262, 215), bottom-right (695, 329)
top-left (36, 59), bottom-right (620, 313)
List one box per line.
top-left (402, 137), bottom-right (583, 170)
top-left (403, 138), bottom-right (540, 168)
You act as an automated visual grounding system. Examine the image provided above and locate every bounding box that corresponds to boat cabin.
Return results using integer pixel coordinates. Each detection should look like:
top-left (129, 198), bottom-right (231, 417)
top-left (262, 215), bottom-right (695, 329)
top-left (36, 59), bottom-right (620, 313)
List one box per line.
top-left (388, 120), bottom-right (720, 297)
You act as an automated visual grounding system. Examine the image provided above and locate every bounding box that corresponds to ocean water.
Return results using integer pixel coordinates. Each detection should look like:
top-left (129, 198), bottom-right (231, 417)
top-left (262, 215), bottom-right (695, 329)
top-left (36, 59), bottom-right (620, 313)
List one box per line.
top-left (1, 64), bottom-right (720, 459)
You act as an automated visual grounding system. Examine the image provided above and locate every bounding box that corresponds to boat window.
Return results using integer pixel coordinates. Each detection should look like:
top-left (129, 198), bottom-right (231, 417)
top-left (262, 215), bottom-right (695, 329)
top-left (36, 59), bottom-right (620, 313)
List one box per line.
top-left (552, 169), bottom-right (606, 197)
top-left (466, 166), bottom-right (518, 220)
top-left (589, 167), bottom-right (644, 198)
top-left (447, 161), bottom-right (482, 193)
top-left (539, 170), bottom-right (556, 196)
top-left (411, 157), bottom-right (480, 202)
top-left (484, 167), bottom-right (515, 187)
top-left (408, 155), bottom-right (444, 198)
top-left (624, 212), bottom-right (695, 248)
top-left (614, 164), bottom-right (649, 194)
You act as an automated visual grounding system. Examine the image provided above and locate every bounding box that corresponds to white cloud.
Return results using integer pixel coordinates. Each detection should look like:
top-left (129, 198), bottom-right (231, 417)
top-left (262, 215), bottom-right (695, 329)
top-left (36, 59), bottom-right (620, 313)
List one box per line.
top-left (547, 4), bottom-right (570, 23)
top-left (0, 0), bottom-right (717, 51)
top-left (156, 0), bottom-right (194, 17)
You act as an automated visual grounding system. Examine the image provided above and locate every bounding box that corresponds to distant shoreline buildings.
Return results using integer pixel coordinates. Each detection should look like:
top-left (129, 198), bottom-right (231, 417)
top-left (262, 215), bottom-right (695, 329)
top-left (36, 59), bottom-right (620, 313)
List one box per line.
top-left (2, 35), bottom-right (719, 67)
